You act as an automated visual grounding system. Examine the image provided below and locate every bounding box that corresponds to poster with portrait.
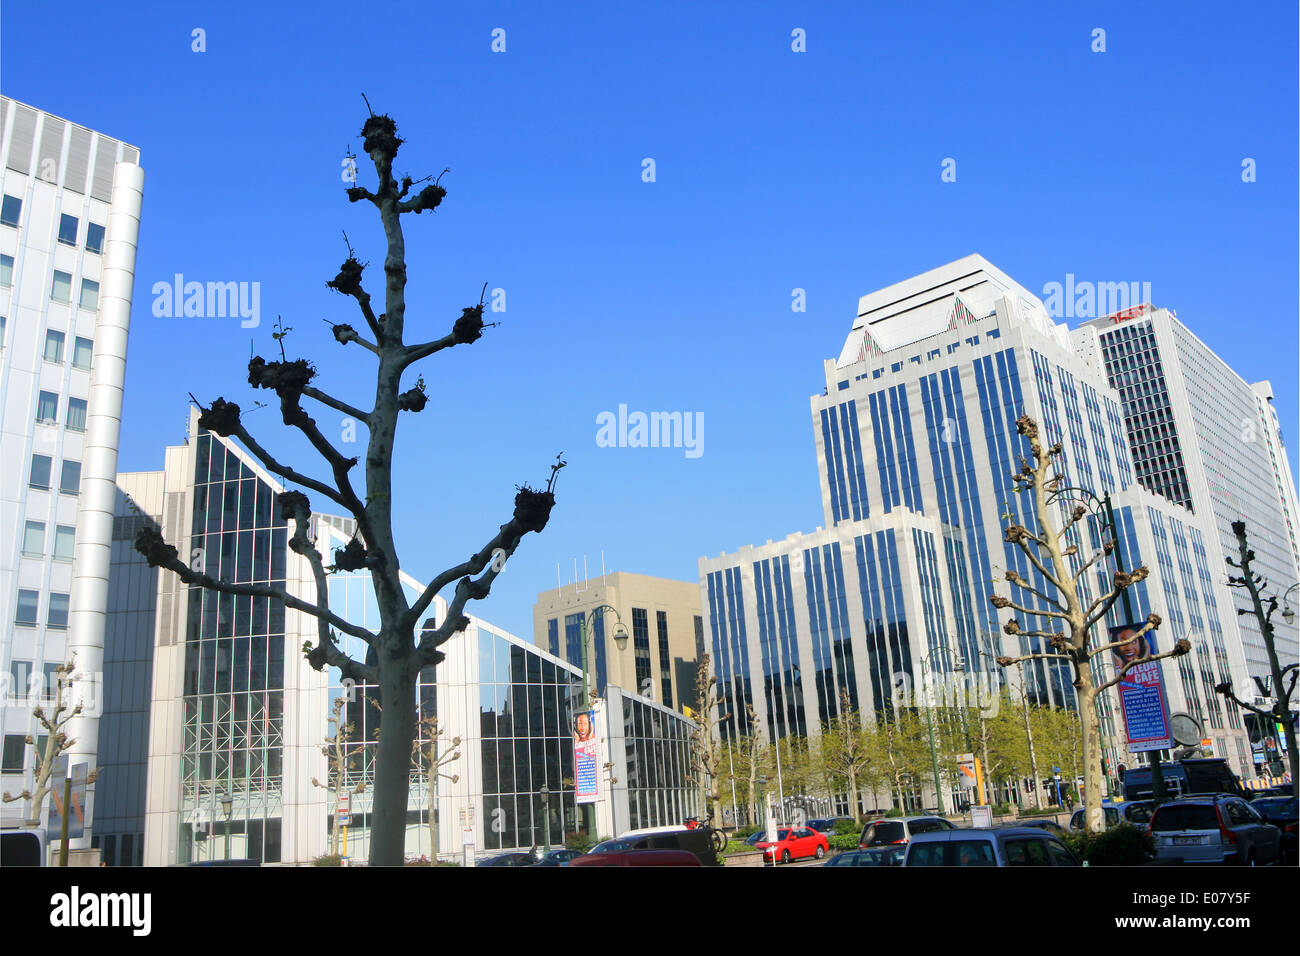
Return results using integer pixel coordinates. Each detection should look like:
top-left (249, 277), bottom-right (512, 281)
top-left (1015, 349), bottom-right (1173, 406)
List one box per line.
top-left (1110, 623), bottom-right (1173, 752)
top-left (574, 709), bottom-right (599, 804)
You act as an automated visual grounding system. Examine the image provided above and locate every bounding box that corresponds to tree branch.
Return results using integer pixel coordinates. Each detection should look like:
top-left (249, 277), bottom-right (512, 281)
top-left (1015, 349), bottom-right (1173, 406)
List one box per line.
top-left (1096, 637), bottom-right (1191, 695)
top-left (301, 385), bottom-right (371, 427)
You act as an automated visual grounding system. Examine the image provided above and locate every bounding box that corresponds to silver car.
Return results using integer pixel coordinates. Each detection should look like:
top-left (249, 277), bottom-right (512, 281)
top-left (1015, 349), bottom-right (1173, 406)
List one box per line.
top-left (858, 815), bottom-right (955, 849)
top-left (1149, 795), bottom-right (1281, 865)
top-left (904, 827), bottom-right (1081, 867)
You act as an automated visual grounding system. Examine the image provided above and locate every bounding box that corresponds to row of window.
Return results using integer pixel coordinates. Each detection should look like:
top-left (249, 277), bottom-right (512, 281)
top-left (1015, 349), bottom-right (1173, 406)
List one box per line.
top-left (14, 588), bottom-right (70, 628)
top-left (7, 660), bottom-right (62, 703)
top-left (0, 257), bottom-right (100, 308)
top-left (29, 454), bottom-right (81, 493)
top-left (2, 733), bottom-right (49, 772)
top-left (0, 194), bottom-right (106, 253)
top-left (36, 390), bottom-right (88, 430)
top-left (40, 329), bottom-right (94, 368)
top-left (21, 520), bottom-right (76, 560)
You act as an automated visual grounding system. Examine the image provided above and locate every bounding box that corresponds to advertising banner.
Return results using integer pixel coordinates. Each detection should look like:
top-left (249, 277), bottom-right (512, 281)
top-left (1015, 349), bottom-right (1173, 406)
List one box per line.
top-left (1110, 624), bottom-right (1173, 752)
top-left (574, 710), bottom-right (599, 804)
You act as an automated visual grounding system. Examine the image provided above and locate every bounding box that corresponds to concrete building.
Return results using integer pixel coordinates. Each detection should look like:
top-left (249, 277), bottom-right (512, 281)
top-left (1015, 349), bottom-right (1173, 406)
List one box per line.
top-left (1077, 305), bottom-right (1300, 685)
top-left (533, 572), bottom-right (704, 713)
top-left (699, 256), bottom-right (1257, 810)
top-left (0, 96), bottom-right (142, 847)
top-left (100, 413), bottom-right (695, 863)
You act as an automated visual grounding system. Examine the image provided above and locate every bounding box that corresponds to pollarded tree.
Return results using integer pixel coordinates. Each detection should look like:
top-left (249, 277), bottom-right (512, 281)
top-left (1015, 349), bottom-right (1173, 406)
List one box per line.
top-left (134, 107), bottom-right (562, 865)
top-left (991, 415), bottom-right (1190, 833)
top-left (312, 696), bottom-right (366, 858)
top-left (687, 654), bottom-right (730, 826)
top-left (1, 657), bottom-right (100, 828)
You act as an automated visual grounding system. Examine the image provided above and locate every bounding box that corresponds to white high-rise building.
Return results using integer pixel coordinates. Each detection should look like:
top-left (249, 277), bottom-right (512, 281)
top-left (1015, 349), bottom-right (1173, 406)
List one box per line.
top-left (0, 97), bottom-right (142, 845)
top-left (700, 256), bottom-right (1257, 811)
top-left (1077, 306), bottom-right (1300, 685)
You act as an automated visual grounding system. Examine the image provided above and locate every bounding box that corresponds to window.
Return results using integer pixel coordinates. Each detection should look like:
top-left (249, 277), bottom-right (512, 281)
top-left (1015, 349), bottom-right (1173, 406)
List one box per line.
top-left (60, 460), bottom-right (81, 494)
top-left (0, 194), bottom-right (20, 227)
top-left (0, 254), bottom-right (12, 287)
top-left (54, 526), bottom-right (75, 561)
top-left (58, 214), bottom-right (78, 246)
top-left (16, 589), bottom-right (39, 626)
top-left (67, 397), bottom-right (87, 432)
top-left (79, 278), bottom-right (99, 311)
top-left (85, 222), bottom-right (105, 254)
top-left (51, 270), bottom-right (72, 303)
top-left (2, 735), bottom-right (25, 772)
top-left (44, 329), bottom-right (65, 363)
top-left (47, 593), bottom-right (70, 629)
top-left (30, 454), bottom-right (52, 490)
top-left (22, 521), bottom-right (45, 556)
top-left (36, 391), bottom-right (58, 423)
top-left (72, 337), bottom-right (93, 370)
top-left (10, 661), bottom-right (32, 699)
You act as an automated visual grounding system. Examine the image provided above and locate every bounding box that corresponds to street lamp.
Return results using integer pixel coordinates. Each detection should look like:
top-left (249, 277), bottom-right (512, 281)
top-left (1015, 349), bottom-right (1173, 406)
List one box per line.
top-left (539, 785), bottom-right (551, 855)
top-left (1280, 583), bottom-right (1299, 625)
top-left (918, 649), bottom-right (954, 816)
top-left (220, 793), bottom-right (233, 861)
top-left (574, 605), bottom-right (629, 839)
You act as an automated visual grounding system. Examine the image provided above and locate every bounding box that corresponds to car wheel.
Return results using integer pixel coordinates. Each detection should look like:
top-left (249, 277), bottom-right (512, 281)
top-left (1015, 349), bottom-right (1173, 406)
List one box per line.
top-left (815, 845), bottom-right (826, 859)
top-left (781, 850), bottom-right (791, 864)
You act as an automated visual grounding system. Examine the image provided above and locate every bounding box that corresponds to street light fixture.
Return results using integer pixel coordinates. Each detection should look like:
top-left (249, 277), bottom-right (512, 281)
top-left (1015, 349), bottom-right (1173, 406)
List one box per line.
top-left (220, 793), bottom-right (233, 861)
top-left (539, 785), bottom-right (551, 855)
top-left (1280, 583), bottom-right (1299, 625)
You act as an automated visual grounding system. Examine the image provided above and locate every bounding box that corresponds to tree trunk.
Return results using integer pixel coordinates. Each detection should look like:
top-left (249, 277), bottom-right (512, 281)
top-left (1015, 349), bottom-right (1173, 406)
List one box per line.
top-left (369, 643), bottom-right (416, 865)
top-left (1077, 670), bottom-right (1105, 833)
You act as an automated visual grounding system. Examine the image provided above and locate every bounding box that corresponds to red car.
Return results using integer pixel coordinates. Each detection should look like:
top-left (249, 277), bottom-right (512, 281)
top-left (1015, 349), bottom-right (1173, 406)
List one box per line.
top-left (755, 827), bottom-right (830, 864)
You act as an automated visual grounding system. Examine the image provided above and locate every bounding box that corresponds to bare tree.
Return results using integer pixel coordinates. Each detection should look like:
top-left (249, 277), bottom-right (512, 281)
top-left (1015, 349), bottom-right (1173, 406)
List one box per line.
top-left (134, 107), bottom-right (562, 865)
top-left (1214, 521), bottom-right (1298, 787)
top-left (991, 415), bottom-right (1190, 833)
top-left (2, 657), bottom-right (99, 827)
top-left (311, 696), bottom-right (366, 858)
top-left (687, 654), bottom-right (729, 826)
top-left (413, 713), bottom-right (460, 862)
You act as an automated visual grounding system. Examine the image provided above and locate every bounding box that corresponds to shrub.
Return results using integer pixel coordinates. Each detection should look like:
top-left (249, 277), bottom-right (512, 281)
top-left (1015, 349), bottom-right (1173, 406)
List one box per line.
top-left (1064, 824), bottom-right (1154, 865)
top-left (732, 825), bottom-right (763, 840)
top-left (832, 819), bottom-right (860, 835)
top-left (884, 808), bottom-right (904, 818)
top-left (829, 833), bottom-right (860, 851)
top-left (313, 854), bottom-right (345, 866)
top-left (565, 832), bottom-right (607, 856)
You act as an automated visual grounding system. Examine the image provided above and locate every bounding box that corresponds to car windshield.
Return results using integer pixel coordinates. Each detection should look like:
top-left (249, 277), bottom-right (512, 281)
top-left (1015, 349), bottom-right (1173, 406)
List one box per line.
top-left (591, 839), bottom-right (631, 853)
top-left (1254, 798), bottom-right (1297, 816)
top-left (1151, 806), bottom-right (1219, 831)
top-left (774, 829), bottom-right (791, 841)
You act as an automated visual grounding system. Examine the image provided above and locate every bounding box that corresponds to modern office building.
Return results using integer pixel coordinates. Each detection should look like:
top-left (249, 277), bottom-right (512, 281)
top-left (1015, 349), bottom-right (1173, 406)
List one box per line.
top-left (0, 96), bottom-right (143, 845)
top-left (100, 411), bottom-right (695, 863)
top-left (533, 572), bottom-right (704, 713)
top-left (1077, 305), bottom-right (1300, 684)
top-left (699, 256), bottom-right (1257, 808)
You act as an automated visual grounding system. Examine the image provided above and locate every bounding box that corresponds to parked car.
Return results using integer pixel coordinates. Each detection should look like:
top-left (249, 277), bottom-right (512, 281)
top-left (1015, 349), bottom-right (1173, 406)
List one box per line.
top-left (1122, 758), bottom-right (1246, 801)
top-left (755, 826), bottom-right (830, 864)
top-left (586, 825), bottom-right (721, 866)
top-left (822, 846), bottom-right (906, 867)
top-left (478, 852), bottom-right (536, 867)
top-left (905, 827), bottom-right (1081, 867)
top-left (805, 817), bottom-right (854, 835)
top-left (529, 848), bottom-right (579, 866)
top-left (1005, 818), bottom-right (1069, 838)
top-left (0, 828), bottom-right (45, 867)
top-left (1069, 801), bottom-right (1155, 832)
top-left (570, 848), bottom-right (701, 867)
top-left (1148, 794), bottom-right (1282, 865)
top-left (1236, 796), bottom-right (1296, 863)
top-left (859, 815), bottom-right (956, 848)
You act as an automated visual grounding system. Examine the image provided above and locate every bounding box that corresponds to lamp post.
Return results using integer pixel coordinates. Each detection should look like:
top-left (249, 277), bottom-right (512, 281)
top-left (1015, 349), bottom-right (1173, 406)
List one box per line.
top-left (574, 605), bottom-right (630, 838)
top-left (1280, 583), bottom-right (1299, 625)
top-left (220, 793), bottom-right (233, 861)
top-left (918, 650), bottom-right (949, 816)
top-left (539, 785), bottom-right (551, 855)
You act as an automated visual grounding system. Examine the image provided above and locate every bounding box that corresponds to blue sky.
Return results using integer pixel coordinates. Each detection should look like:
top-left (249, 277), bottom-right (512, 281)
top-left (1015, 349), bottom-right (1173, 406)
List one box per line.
top-left (4, 1), bottom-right (1297, 641)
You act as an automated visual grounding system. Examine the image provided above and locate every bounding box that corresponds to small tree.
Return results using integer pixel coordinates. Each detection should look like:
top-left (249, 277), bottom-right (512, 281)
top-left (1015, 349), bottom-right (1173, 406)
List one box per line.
top-left (413, 713), bottom-right (460, 861)
top-left (1215, 521), bottom-right (1298, 787)
top-left (133, 106), bottom-right (563, 865)
top-left (687, 654), bottom-right (729, 826)
top-left (311, 696), bottom-right (366, 857)
top-left (2, 657), bottom-right (99, 828)
top-left (821, 689), bottom-right (872, 819)
top-left (990, 416), bottom-right (1191, 833)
